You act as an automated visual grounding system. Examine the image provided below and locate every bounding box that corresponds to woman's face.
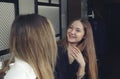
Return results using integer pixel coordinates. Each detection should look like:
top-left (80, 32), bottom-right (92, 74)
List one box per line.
top-left (67, 20), bottom-right (85, 44)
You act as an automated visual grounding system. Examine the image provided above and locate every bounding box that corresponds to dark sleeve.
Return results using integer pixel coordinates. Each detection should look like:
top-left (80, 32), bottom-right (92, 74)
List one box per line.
top-left (69, 60), bottom-right (79, 79)
top-left (54, 46), bottom-right (63, 79)
top-left (54, 70), bottom-right (59, 79)
top-left (55, 46), bottom-right (70, 79)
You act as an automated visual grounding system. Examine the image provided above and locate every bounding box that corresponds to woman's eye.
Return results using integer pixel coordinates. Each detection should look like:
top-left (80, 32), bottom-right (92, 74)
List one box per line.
top-left (76, 29), bottom-right (81, 32)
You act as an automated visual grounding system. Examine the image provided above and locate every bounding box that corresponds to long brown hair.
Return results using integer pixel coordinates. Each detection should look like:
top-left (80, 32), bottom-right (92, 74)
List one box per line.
top-left (58, 19), bottom-right (98, 79)
top-left (3, 14), bottom-right (57, 79)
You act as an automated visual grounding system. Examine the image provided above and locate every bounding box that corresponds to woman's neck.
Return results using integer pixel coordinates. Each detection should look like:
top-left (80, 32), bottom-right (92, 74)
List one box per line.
top-left (69, 43), bottom-right (77, 47)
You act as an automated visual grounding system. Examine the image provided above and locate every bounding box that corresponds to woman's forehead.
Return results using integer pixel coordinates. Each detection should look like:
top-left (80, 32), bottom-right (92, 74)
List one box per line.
top-left (71, 20), bottom-right (83, 28)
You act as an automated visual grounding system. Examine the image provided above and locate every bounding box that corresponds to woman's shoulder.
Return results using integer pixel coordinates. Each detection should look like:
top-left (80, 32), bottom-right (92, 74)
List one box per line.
top-left (57, 39), bottom-right (66, 51)
top-left (57, 44), bottom-right (67, 55)
top-left (4, 63), bottom-right (26, 79)
top-left (4, 58), bottom-right (36, 79)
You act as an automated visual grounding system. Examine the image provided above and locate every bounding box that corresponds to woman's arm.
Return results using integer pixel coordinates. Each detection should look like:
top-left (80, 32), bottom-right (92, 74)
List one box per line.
top-left (67, 45), bottom-right (86, 79)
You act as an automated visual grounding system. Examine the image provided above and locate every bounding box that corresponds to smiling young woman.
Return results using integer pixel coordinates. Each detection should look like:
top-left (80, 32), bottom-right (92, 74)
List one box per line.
top-left (56, 18), bottom-right (98, 79)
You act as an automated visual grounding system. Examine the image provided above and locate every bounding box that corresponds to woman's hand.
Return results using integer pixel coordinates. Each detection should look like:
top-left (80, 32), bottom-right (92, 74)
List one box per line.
top-left (67, 44), bottom-right (86, 78)
top-left (67, 44), bottom-right (85, 66)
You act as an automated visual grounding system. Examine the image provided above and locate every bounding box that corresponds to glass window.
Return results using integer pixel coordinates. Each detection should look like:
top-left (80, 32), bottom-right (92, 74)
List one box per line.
top-left (38, 0), bottom-right (49, 3)
top-left (0, 2), bottom-right (15, 51)
top-left (38, 6), bottom-right (60, 34)
top-left (51, 0), bottom-right (59, 4)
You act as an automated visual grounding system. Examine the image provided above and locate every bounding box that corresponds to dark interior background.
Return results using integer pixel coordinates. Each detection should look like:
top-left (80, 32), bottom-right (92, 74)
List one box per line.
top-left (68, 0), bottom-right (120, 79)
top-left (88, 0), bottom-right (120, 79)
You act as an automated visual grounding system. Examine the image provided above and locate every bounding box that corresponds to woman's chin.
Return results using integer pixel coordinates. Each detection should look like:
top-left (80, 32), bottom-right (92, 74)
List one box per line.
top-left (68, 40), bottom-right (76, 44)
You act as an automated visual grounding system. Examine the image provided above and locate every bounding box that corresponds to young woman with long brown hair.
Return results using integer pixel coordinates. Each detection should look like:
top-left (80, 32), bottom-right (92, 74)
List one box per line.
top-left (56, 18), bottom-right (98, 79)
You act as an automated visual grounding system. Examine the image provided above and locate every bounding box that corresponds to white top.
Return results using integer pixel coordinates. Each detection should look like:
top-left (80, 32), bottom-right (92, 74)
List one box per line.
top-left (4, 58), bottom-right (36, 79)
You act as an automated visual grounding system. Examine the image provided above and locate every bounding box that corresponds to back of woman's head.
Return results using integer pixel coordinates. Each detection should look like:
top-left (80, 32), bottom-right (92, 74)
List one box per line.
top-left (10, 14), bottom-right (57, 79)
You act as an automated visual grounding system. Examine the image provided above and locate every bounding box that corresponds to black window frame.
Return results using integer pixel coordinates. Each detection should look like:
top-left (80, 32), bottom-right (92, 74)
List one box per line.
top-left (35, 0), bottom-right (62, 39)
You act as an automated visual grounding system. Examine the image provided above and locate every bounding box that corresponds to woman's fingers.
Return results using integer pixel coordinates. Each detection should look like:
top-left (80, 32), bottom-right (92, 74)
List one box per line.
top-left (68, 45), bottom-right (86, 79)
top-left (69, 46), bottom-right (86, 66)
top-left (70, 46), bottom-right (82, 58)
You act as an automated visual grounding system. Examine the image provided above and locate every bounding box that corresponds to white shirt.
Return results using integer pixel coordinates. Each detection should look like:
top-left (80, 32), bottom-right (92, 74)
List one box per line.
top-left (4, 58), bottom-right (36, 79)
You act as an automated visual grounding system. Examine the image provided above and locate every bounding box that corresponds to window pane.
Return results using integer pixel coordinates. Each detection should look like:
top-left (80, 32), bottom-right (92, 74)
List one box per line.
top-left (0, 2), bottom-right (15, 51)
top-left (51, 0), bottom-right (59, 4)
top-left (38, 6), bottom-right (60, 34)
top-left (38, 0), bottom-right (49, 3)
